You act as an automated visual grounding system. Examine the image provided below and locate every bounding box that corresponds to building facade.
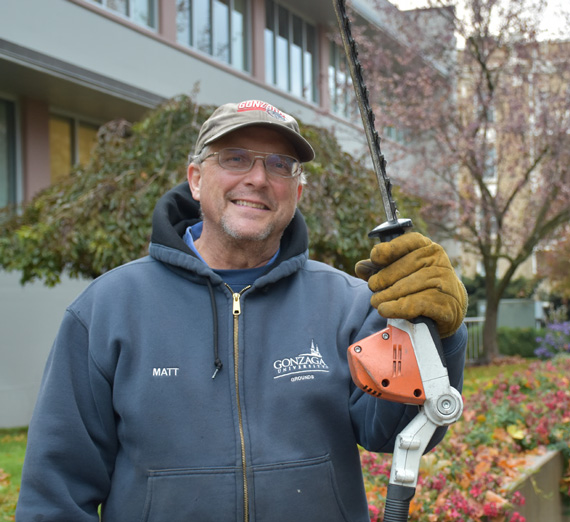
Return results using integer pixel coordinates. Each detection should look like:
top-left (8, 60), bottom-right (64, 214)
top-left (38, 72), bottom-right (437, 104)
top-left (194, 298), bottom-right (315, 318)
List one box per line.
top-left (456, 40), bottom-right (570, 285)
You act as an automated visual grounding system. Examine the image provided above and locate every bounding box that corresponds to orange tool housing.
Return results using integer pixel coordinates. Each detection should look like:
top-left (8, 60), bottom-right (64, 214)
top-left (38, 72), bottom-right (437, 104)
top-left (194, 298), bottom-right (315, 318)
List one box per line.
top-left (348, 323), bottom-right (425, 405)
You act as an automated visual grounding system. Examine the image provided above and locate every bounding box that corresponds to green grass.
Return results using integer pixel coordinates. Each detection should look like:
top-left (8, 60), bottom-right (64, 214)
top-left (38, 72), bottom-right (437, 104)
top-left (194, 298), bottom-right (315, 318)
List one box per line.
top-left (0, 428), bottom-right (27, 521)
top-left (0, 360), bottom-right (534, 520)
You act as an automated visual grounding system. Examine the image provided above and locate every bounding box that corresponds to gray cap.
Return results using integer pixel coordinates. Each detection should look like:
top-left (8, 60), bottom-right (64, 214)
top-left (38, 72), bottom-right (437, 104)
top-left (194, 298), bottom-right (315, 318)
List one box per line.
top-left (194, 100), bottom-right (315, 162)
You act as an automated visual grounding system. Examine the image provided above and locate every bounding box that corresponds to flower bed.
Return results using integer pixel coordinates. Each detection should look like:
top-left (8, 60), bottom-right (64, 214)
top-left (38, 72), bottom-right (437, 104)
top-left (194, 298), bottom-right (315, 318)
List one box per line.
top-left (362, 355), bottom-right (570, 522)
top-left (535, 321), bottom-right (570, 359)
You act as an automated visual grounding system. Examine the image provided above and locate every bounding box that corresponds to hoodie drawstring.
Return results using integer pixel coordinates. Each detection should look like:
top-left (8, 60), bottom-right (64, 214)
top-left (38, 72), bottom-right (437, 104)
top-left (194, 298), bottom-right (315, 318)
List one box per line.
top-left (206, 280), bottom-right (223, 379)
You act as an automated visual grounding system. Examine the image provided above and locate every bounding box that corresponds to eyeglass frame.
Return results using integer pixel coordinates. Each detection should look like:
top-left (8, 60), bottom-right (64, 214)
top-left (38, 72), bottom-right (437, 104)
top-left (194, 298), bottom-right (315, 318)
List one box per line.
top-left (195, 147), bottom-right (304, 179)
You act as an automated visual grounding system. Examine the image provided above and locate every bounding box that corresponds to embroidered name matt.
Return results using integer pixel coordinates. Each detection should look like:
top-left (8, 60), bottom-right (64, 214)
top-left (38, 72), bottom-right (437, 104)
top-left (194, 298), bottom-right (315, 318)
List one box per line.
top-left (152, 367), bottom-right (179, 376)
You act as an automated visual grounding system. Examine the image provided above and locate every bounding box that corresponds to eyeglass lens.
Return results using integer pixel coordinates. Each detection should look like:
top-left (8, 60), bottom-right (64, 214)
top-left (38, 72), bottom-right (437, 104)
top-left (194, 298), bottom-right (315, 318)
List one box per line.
top-left (219, 148), bottom-right (300, 177)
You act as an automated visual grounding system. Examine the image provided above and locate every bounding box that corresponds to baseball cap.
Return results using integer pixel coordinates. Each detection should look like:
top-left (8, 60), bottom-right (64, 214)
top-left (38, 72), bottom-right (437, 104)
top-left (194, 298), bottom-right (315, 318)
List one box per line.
top-left (194, 100), bottom-right (315, 163)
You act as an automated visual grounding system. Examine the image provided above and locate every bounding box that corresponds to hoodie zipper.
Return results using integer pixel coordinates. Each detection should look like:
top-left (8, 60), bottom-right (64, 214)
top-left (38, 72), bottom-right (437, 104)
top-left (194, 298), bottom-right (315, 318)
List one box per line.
top-left (226, 284), bottom-right (252, 522)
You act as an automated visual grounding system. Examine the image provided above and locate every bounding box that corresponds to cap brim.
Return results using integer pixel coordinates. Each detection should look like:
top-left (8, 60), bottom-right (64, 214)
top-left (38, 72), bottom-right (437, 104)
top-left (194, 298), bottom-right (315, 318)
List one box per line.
top-left (203, 121), bottom-right (315, 163)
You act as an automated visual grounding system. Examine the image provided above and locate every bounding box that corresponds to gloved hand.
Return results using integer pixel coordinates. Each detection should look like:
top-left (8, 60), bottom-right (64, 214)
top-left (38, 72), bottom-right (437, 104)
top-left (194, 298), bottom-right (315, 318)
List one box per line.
top-left (355, 232), bottom-right (468, 338)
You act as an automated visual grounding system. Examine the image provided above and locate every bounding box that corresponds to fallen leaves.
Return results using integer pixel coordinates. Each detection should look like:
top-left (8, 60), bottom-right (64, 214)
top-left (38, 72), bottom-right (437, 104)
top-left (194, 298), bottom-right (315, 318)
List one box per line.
top-left (0, 469), bottom-right (10, 489)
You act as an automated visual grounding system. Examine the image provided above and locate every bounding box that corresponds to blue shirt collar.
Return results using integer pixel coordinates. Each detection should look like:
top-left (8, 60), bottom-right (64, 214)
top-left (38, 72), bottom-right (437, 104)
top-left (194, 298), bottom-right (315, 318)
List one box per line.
top-left (183, 222), bottom-right (280, 291)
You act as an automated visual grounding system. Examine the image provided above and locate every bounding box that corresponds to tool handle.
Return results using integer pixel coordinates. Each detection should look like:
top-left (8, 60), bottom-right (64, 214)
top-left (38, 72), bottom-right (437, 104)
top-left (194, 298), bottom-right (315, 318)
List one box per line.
top-left (411, 316), bottom-right (446, 368)
top-left (383, 484), bottom-right (415, 522)
top-left (368, 218), bottom-right (413, 242)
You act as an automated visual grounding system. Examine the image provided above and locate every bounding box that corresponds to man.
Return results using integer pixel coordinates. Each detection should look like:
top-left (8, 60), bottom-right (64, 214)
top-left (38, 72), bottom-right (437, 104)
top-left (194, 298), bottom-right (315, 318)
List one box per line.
top-left (16, 100), bottom-right (467, 521)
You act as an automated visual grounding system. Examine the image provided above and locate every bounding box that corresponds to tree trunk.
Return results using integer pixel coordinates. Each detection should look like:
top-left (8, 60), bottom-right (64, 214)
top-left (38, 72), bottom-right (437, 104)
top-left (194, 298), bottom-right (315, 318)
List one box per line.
top-left (483, 295), bottom-right (500, 362)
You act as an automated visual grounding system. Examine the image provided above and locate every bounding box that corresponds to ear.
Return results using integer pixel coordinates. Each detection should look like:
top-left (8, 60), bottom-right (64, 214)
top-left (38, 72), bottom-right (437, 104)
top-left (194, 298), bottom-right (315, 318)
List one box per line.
top-left (296, 181), bottom-right (303, 202)
top-left (187, 162), bottom-right (201, 201)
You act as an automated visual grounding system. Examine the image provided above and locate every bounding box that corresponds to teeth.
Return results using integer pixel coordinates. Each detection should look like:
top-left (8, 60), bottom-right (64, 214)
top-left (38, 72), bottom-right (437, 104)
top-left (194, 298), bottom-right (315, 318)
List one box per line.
top-left (235, 200), bottom-right (267, 210)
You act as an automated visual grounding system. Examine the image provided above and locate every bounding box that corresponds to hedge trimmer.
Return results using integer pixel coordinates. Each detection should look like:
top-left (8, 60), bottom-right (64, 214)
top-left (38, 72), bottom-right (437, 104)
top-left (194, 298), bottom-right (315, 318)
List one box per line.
top-left (332, 1), bottom-right (464, 520)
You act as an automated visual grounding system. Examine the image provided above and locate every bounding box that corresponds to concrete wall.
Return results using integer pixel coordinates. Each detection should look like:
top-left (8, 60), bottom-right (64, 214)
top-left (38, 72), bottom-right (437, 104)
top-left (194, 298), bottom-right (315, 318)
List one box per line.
top-left (477, 298), bottom-right (547, 329)
top-left (0, 271), bottom-right (89, 428)
top-left (510, 450), bottom-right (570, 522)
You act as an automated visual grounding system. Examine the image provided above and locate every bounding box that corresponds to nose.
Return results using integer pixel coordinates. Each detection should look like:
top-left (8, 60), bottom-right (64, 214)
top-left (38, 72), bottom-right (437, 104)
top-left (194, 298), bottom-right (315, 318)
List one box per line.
top-left (243, 157), bottom-right (270, 184)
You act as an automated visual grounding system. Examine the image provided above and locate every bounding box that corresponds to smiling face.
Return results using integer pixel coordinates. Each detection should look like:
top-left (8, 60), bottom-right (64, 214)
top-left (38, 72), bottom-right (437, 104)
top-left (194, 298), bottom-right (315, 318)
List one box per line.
top-left (187, 126), bottom-right (303, 268)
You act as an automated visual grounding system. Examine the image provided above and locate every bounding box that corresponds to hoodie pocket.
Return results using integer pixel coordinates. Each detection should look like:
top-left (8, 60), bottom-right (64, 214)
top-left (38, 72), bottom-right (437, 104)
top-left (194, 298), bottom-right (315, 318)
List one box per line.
top-left (141, 467), bottom-right (238, 522)
top-left (252, 454), bottom-right (351, 522)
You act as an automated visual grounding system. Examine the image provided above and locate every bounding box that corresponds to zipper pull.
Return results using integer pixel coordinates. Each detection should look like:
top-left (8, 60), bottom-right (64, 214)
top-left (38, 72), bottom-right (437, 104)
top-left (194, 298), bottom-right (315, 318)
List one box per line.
top-left (232, 293), bottom-right (241, 316)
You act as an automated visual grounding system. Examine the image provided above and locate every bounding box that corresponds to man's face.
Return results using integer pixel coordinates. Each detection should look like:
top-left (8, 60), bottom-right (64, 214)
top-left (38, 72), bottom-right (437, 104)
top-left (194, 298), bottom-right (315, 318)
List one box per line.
top-left (188, 126), bottom-right (303, 249)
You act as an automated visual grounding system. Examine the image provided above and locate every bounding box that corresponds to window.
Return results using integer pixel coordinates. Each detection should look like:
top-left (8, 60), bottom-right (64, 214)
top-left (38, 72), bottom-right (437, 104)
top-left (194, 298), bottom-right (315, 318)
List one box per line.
top-left (176, 0), bottom-right (249, 72)
top-left (483, 146), bottom-right (496, 181)
top-left (328, 42), bottom-right (356, 119)
top-left (384, 125), bottom-right (407, 144)
top-left (0, 99), bottom-right (16, 209)
top-left (49, 116), bottom-right (98, 183)
top-left (89, 0), bottom-right (158, 29)
top-left (486, 104), bottom-right (495, 123)
top-left (478, 206), bottom-right (498, 238)
top-left (265, 0), bottom-right (317, 103)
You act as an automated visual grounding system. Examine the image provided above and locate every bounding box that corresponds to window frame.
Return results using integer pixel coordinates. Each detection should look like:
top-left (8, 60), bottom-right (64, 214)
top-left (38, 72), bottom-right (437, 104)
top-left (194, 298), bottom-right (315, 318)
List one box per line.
top-left (176, 0), bottom-right (251, 73)
top-left (264, 0), bottom-right (318, 103)
top-left (0, 98), bottom-right (17, 210)
top-left (483, 146), bottom-right (497, 182)
top-left (328, 41), bottom-right (357, 120)
top-left (88, 0), bottom-right (159, 30)
top-left (49, 112), bottom-right (99, 183)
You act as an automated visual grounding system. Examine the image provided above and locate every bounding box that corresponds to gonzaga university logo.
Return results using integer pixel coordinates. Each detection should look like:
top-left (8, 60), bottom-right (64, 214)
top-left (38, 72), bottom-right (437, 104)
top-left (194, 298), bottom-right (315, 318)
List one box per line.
top-left (273, 340), bottom-right (330, 381)
top-left (237, 100), bottom-right (288, 121)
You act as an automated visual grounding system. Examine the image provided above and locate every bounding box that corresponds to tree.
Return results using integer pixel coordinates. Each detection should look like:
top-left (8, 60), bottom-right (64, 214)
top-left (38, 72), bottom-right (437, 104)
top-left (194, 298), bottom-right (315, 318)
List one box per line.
top-left (0, 95), bottom-right (425, 286)
top-left (351, 0), bottom-right (570, 361)
top-left (538, 223), bottom-right (570, 301)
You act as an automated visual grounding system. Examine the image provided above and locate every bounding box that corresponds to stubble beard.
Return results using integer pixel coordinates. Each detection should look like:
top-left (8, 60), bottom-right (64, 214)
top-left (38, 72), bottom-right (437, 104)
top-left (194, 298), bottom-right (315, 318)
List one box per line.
top-left (221, 216), bottom-right (274, 242)
top-left (219, 203), bottom-right (298, 248)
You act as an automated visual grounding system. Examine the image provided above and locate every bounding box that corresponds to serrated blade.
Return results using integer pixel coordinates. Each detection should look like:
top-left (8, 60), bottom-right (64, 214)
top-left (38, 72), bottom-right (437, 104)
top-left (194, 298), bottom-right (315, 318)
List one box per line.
top-left (332, 0), bottom-right (412, 237)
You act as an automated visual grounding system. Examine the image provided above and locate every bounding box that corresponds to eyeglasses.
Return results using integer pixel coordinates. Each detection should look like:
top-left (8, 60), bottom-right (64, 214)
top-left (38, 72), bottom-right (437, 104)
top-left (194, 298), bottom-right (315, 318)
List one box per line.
top-left (199, 148), bottom-right (303, 178)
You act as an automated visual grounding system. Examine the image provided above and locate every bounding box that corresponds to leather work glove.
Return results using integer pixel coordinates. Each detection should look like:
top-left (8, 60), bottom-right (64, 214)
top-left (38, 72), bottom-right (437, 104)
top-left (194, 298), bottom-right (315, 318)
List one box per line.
top-left (355, 232), bottom-right (468, 338)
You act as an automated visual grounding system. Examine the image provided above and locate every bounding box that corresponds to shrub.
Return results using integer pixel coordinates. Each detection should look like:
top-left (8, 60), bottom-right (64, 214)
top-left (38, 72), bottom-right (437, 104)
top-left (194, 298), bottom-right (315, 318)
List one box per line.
top-left (497, 327), bottom-right (544, 358)
top-left (0, 95), bottom-right (426, 285)
top-left (534, 321), bottom-right (570, 359)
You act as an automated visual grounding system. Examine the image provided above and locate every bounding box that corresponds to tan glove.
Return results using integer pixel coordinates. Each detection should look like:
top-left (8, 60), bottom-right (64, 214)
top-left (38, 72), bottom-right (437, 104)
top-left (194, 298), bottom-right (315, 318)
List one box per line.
top-left (355, 232), bottom-right (468, 338)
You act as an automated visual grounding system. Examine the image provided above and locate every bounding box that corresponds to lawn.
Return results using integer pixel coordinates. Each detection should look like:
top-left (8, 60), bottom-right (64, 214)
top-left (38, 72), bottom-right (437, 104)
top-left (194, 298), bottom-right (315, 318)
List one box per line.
top-left (0, 358), bottom-right (544, 521)
top-left (0, 428), bottom-right (27, 521)
top-left (463, 358), bottom-right (532, 398)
